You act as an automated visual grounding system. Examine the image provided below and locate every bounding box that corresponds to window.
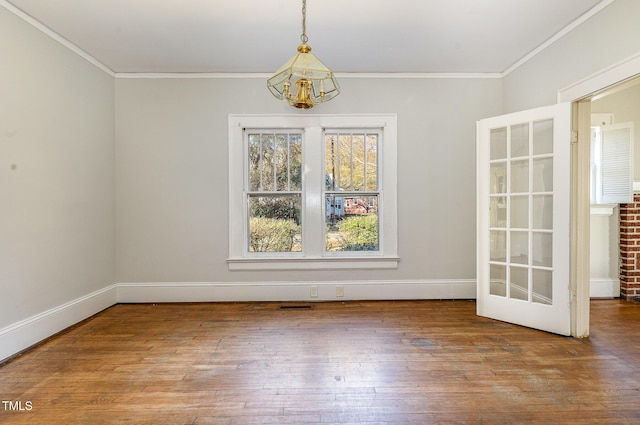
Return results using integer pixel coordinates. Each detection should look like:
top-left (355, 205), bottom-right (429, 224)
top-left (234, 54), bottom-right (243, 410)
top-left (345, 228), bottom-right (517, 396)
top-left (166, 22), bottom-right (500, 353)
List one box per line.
top-left (228, 115), bottom-right (398, 270)
top-left (325, 131), bottom-right (380, 252)
top-left (247, 131), bottom-right (303, 253)
top-left (590, 122), bottom-right (634, 204)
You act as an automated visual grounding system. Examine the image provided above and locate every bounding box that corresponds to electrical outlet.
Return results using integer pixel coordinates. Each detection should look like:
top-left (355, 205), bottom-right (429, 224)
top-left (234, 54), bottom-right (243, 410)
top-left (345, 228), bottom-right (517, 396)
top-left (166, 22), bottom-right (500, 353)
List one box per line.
top-left (310, 285), bottom-right (318, 298)
top-left (336, 285), bottom-right (344, 297)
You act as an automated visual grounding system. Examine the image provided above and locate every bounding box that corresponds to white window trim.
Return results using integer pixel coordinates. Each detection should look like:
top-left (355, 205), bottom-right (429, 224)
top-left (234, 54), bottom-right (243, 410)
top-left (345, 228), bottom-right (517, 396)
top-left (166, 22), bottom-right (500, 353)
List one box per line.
top-left (228, 114), bottom-right (398, 271)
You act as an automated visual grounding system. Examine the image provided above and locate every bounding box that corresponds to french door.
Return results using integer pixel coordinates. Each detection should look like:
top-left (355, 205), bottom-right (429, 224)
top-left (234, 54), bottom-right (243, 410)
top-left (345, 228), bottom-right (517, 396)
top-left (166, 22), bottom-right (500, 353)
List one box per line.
top-left (477, 103), bottom-right (571, 335)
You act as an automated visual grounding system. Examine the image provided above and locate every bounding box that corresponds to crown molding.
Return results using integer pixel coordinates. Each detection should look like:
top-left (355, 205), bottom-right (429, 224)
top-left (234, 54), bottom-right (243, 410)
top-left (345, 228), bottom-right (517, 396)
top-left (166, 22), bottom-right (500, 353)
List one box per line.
top-left (1, 0), bottom-right (114, 77)
top-left (502, 0), bottom-right (616, 77)
top-left (114, 72), bottom-right (503, 80)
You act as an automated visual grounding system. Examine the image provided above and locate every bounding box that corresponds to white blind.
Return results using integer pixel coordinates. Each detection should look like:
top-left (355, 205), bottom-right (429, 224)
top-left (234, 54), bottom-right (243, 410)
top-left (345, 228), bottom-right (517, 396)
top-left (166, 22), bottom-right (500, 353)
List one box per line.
top-left (600, 123), bottom-right (634, 204)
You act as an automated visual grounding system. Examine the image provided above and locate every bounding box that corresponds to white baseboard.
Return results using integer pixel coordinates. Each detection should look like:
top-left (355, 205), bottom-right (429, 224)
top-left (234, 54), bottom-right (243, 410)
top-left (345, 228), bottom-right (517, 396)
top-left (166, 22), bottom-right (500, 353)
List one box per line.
top-left (116, 279), bottom-right (477, 303)
top-left (590, 278), bottom-right (620, 298)
top-left (1, 279), bottom-right (476, 362)
top-left (0, 285), bottom-right (117, 363)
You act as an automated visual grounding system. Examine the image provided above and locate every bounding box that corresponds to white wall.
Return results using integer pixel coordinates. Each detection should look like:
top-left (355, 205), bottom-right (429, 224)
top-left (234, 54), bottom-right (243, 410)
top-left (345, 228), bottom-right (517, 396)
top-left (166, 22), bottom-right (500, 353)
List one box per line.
top-left (503, 0), bottom-right (640, 112)
top-left (0, 7), bottom-right (115, 332)
top-left (115, 77), bottom-right (502, 286)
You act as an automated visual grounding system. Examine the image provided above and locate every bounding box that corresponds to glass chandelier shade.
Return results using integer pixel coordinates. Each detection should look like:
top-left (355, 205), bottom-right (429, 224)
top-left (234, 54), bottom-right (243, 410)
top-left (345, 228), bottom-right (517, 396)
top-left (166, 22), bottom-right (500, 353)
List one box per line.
top-left (267, 0), bottom-right (340, 109)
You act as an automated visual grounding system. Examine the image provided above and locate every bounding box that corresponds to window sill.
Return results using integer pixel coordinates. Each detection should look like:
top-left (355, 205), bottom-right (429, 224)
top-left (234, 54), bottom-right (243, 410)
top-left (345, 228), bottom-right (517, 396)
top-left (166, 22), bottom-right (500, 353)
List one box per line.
top-left (590, 204), bottom-right (617, 216)
top-left (227, 257), bottom-right (399, 271)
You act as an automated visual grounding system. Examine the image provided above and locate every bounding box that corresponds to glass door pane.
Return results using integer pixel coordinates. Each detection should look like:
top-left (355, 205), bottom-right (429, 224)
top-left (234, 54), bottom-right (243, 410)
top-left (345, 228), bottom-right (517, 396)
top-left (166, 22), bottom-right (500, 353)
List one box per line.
top-left (478, 102), bottom-right (571, 335)
top-left (510, 266), bottom-right (529, 301)
top-left (491, 127), bottom-right (508, 160)
top-left (487, 119), bottom-right (556, 304)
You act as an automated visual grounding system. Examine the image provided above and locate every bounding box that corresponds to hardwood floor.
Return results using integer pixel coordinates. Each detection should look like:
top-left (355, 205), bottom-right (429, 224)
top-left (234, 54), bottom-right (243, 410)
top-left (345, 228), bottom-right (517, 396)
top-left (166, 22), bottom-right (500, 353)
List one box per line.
top-left (1, 299), bottom-right (639, 424)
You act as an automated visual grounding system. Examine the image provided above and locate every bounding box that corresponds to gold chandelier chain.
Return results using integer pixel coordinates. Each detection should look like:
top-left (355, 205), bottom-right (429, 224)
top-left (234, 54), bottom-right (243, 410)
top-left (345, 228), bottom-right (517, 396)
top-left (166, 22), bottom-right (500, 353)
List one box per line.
top-left (300, 0), bottom-right (308, 44)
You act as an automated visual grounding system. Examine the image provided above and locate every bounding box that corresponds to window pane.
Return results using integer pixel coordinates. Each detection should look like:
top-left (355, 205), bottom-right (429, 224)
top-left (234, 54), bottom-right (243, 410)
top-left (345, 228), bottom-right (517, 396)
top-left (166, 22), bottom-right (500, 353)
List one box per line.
top-left (490, 264), bottom-right (507, 297)
top-left (248, 134), bottom-right (261, 191)
top-left (261, 134), bottom-right (275, 191)
top-left (511, 123), bottom-right (529, 157)
top-left (533, 157), bottom-right (553, 192)
top-left (511, 160), bottom-right (529, 193)
top-left (533, 119), bottom-right (553, 155)
top-left (510, 231), bottom-right (528, 264)
top-left (248, 132), bottom-right (302, 192)
top-left (338, 135), bottom-right (352, 189)
top-left (532, 195), bottom-right (552, 229)
top-left (248, 195), bottom-right (302, 252)
top-left (325, 135), bottom-right (337, 190)
top-left (532, 232), bottom-right (552, 267)
top-left (490, 230), bottom-right (506, 262)
top-left (366, 134), bottom-right (378, 191)
top-left (288, 134), bottom-right (302, 191)
top-left (326, 133), bottom-right (378, 192)
top-left (533, 269), bottom-right (553, 305)
top-left (352, 134), bottom-right (365, 190)
top-left (510, 266), bottom-right (529, 301)
top-left (490, 163), bottom-right (506, 194)
top-left (275, 134), bottom-right (289, 191)
top-left (490, 127), bottom-right (507, 160)
top-left (325, 195), bottom-right (378, 252)
top-left (510, 195), bottom-right (528, 229)
top-left (490, 196), bottom-right (506, 228)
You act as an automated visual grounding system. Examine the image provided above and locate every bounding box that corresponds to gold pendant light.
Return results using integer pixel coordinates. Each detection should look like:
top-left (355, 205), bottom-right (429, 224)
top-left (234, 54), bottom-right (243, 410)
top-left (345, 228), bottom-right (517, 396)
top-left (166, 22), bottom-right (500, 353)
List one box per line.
top-left (267, 0), bottom-right (340, 109)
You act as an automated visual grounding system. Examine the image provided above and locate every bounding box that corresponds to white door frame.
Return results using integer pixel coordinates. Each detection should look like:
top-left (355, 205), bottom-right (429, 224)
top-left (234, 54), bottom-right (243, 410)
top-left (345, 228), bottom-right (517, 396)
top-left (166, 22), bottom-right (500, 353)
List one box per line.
top-left (558, 52), bottom-right (640, 338)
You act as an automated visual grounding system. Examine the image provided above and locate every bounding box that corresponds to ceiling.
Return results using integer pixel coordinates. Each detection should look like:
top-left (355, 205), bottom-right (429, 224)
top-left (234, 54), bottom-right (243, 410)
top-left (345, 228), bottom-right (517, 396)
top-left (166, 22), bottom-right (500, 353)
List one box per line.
top-left (5, 0), bottom-right (607, 74)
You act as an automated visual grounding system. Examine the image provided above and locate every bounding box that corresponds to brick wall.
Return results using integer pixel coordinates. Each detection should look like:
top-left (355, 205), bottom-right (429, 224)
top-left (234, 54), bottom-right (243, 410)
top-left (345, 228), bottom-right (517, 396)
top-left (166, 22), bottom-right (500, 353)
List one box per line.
top-left (619, 193), bottom-right (640, 300)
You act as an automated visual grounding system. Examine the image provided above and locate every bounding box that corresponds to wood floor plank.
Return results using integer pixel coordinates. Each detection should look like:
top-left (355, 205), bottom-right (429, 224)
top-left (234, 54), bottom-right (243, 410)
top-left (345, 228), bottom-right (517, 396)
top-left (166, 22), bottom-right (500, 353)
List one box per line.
top-left (1, 299), bottom-right (640, 424)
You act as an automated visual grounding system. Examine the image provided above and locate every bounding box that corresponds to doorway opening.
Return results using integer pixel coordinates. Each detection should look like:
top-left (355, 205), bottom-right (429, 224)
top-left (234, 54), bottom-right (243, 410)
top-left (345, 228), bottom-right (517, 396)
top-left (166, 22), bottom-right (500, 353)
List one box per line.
top-left (558, 53), bottom-right (640, 337)
top-left (589, 77), bottom-right (640, 301)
